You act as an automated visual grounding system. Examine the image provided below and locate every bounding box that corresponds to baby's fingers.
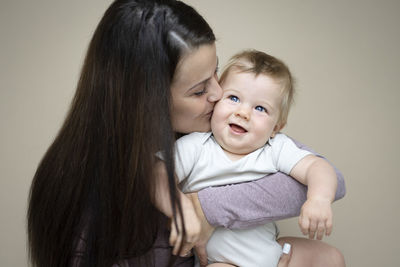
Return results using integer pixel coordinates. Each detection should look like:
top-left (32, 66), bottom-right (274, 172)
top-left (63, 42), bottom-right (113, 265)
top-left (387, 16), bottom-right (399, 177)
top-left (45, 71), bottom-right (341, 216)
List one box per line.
top-left (298, 215), bottom-right (309, 236)
top-left (316, 221), bottom-right (326, 240)
top-left (326, 218), bottom-right (333, 236)
top-left (308, 220), bottom-right (317, 239)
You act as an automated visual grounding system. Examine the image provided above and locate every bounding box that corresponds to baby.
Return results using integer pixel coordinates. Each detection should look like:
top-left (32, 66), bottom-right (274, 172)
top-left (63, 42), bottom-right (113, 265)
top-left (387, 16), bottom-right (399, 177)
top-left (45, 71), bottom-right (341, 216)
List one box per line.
top-left (156, 50), bottom-right (337, 267)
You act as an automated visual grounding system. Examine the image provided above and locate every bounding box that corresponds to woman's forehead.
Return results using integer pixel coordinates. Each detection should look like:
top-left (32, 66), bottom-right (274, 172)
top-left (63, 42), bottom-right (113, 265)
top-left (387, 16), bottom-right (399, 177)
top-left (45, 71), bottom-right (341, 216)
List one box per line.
top-left (172, 44), bottom-right (217, 91)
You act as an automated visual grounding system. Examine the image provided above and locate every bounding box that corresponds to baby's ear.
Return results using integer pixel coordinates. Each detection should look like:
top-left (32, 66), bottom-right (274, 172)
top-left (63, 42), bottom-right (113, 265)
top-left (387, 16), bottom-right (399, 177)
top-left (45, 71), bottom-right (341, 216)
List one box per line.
top-left (271, 122), bottom-right (285, 138)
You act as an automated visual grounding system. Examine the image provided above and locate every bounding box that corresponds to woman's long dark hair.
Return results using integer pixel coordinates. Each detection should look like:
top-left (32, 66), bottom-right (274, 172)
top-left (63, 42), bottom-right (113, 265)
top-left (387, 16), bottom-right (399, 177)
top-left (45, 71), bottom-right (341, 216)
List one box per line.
top-left (27, 1), bottom-right (215, 266)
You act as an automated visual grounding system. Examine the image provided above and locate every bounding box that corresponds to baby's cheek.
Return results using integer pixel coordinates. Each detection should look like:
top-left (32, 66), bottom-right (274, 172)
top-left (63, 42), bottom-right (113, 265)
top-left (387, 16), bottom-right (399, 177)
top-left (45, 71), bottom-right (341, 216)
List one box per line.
top-left (254, 128), bottom-right (272, 145)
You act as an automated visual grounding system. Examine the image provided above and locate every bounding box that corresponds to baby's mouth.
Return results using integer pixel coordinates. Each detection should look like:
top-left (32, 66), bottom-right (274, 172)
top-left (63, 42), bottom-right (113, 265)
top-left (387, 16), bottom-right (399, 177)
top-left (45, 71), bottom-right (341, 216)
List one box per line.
top-left (229, 123), bottom-right (247, 133)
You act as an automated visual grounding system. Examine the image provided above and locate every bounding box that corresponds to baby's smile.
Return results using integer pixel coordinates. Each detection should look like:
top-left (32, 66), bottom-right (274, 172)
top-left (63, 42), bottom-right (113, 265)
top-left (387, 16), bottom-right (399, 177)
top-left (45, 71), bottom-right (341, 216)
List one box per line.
top-left (229, 123), bottom-right (248, 134)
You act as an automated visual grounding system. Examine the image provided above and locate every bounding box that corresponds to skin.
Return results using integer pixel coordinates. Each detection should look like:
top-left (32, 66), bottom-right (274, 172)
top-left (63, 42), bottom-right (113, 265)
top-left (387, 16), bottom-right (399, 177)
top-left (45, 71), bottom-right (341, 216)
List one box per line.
top-left (211, 70), bottom-right (284, 161)
top-left (215, 70), bottom-right (336, 240)
top-left (169, 45), bottom-right (343, 267)
top-left (206, 69), bottom-right (337, 267)
top-left (170, 43), bottom-right (221, 134)
top-left (163, 43), bottom-right (221, 258)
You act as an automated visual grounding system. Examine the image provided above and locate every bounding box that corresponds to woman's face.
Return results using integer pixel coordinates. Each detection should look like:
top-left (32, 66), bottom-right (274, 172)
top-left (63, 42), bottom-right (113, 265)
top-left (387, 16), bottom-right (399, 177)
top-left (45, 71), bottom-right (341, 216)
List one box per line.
top-left (170, 43), bottom-right (222, 133)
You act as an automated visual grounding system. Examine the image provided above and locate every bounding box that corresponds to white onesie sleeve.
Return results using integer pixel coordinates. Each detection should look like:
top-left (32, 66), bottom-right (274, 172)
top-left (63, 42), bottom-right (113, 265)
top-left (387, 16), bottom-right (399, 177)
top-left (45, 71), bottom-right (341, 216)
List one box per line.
top-left (270, 133), bottom-right (313, 174)
top-left (174, 132), bottom-right (209, 183)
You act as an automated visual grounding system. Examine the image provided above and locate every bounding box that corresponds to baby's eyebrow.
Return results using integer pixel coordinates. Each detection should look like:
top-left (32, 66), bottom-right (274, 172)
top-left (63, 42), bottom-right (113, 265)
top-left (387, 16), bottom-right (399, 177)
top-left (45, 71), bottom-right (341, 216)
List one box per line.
top-left (258, 100), bottom-right (275, 111)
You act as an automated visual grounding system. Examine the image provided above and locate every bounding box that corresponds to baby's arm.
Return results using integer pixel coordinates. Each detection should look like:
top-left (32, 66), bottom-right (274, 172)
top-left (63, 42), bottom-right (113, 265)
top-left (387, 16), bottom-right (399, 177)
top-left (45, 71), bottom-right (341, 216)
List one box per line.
top-left (197, 139), bottom-right (345, 229)
top-left (153, 161), bottom-right (200, 256)
top-left (290, 155), bottom-right (337, 240)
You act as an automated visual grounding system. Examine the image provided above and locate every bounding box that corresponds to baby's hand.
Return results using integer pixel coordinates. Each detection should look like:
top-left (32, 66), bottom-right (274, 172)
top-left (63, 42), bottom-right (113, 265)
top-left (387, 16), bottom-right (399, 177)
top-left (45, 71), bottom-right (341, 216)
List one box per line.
top-left (299, 198), bottom-right (333, 240)
top-left (169, 198), bottom-right (201, 256)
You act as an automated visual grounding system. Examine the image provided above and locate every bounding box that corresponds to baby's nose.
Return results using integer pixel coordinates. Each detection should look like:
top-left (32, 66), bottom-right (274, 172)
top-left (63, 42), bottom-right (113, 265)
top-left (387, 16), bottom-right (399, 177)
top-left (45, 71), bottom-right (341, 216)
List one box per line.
top-left (234, 106), bottom-right (251, 120)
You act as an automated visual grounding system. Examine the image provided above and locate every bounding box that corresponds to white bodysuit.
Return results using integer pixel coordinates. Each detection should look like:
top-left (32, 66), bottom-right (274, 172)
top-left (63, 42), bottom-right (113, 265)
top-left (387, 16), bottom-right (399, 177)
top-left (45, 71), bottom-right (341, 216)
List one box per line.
top-left (174, 132), bottom-right (312, 267)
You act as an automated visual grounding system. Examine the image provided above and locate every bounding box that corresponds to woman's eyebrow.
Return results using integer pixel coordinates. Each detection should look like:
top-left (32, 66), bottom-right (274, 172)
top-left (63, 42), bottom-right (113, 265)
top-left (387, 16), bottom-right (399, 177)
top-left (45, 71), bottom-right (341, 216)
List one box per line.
top-left (187, 58), bottom-right (219, 92)
top-left (187, 78), bottom-right (209, 92)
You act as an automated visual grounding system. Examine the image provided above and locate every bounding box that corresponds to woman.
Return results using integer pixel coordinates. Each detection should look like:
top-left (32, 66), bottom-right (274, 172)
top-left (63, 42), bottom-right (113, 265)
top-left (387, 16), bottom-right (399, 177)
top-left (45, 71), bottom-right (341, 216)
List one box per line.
top-left (27, 0), bottom-right (345, 266)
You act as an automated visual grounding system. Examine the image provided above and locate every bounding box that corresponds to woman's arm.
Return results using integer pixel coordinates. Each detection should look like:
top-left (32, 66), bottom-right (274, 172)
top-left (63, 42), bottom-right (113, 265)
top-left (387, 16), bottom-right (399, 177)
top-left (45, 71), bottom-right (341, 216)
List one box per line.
top-left (197, 139), bottom-right (346, 229)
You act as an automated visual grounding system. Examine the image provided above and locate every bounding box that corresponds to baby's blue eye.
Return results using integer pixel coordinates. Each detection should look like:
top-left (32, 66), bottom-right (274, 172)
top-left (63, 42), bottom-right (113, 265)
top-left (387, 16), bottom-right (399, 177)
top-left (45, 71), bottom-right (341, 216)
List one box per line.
top-left (255, 106), bottom-right (267, 112)
top-left (229, 95), bottom-right (239, 102)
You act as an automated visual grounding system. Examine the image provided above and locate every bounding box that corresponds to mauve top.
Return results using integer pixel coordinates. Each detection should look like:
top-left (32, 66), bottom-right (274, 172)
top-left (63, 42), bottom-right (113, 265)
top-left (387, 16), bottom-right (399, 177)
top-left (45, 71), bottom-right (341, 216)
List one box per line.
top-left (198, 139), bottom-right (346, 229)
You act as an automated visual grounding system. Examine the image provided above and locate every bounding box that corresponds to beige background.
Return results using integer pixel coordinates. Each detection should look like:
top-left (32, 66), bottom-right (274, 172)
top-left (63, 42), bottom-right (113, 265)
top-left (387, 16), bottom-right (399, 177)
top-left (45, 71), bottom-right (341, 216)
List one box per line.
top-left (1, 0), bottom-right (399, 266)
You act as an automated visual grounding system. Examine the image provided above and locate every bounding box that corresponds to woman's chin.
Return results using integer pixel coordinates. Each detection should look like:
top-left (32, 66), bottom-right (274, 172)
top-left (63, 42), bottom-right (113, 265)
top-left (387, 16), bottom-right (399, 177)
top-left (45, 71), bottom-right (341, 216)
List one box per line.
top-left (198, 124), bottom-right (211, 133)
top-left (191, 126), bottom-right (211, 134)
top-left (174, 125), bottom-right (211, 135)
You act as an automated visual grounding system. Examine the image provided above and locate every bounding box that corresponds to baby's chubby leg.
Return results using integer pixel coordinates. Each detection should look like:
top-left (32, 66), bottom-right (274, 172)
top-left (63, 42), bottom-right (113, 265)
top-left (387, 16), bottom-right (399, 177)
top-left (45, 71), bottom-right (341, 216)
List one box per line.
top-left (277, 237), bottom-right (345, 267)
top-left (277, 243), bottom-right (292, 267)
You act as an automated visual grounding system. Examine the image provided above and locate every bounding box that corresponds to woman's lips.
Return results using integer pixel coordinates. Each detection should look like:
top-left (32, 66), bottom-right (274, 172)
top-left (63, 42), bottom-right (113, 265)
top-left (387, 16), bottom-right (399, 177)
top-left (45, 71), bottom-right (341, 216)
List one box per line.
top-left (229, 123), bottom-right (247, 134)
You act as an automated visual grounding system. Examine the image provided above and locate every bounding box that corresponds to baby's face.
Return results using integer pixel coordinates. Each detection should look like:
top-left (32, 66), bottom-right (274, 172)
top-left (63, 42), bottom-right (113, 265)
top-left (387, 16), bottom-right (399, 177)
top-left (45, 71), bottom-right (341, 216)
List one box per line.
top-left (211, 71), bottom-right (283, 155)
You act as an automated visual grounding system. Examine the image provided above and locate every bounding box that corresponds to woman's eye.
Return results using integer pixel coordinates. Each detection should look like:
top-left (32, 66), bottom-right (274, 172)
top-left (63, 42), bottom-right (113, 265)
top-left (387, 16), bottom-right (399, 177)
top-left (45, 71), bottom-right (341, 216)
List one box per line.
top-left (194, 88), bottom-right (206, 96)
top-left (255, 106), bottom-right (267, 112)
top-left (229, 95), bottom-right (239, 102)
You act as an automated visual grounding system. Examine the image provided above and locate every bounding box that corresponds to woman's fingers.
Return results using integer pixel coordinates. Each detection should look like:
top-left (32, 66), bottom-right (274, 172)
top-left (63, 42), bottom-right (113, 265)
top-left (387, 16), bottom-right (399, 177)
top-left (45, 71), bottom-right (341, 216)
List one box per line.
top-left (169, 212), bottom-right (200, 256)
top-left (174, 228), bottom-right (197, 257)
top-left (186, 192), bottom-right (215, 266)
top-left (170, 219), bottom-right (183, 255)
top-left (179, 242), bottom-right (194, 257)
top-left (172, 231), bottom-right (183, 255)
top-left (178, 219), bottom-right (200, 256)
top-left (169, 220), bottom-right (177, 247)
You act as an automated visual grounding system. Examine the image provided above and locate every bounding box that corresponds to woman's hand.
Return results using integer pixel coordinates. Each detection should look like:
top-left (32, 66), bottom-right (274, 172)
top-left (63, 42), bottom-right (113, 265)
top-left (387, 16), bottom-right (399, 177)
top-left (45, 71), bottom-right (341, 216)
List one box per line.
top-left (186, 192), bottom-right (215, 267)
top-left (169, 195), bottom-right (201, 256)
top-left (299, 197), bottom-right (333, 240)
top-left (152, 160), bottom-right (201, 256)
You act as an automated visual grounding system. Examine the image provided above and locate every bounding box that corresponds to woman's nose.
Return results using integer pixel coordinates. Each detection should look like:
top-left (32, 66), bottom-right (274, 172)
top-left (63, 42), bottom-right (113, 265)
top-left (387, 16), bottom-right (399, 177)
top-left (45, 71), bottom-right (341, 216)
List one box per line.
top-left (207, 75), bottom-right (223, 103)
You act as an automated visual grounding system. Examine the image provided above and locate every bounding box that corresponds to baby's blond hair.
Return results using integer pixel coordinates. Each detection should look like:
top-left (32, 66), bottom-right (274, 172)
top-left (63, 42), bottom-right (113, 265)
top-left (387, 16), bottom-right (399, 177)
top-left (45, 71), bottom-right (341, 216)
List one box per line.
top-left (219, 49), bottom-right (294, 128)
